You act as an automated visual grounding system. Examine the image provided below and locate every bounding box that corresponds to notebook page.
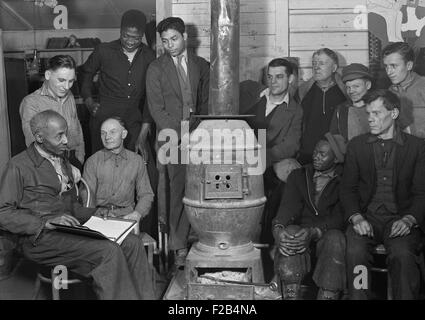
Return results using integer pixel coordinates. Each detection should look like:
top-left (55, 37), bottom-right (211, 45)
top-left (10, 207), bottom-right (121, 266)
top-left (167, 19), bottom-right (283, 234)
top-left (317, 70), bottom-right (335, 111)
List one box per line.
top-left (83, 216), bottom-right (135, 241)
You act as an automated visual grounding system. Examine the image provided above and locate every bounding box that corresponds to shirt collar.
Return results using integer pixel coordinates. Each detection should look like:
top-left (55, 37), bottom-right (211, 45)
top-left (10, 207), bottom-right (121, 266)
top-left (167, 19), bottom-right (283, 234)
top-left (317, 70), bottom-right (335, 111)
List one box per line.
top-left (366, 128), bottom-right (404, 145)
top-left (260, 88), bottom-right (289, 105)
top-left (39, 81), bottom-right (70, 102)
top-left (103, 148), bottom-right (128, 161)
top-left (315, 78), bottom-right (336, 92)
top-left (113, 39), bottom-right (141, 52)
top-left (34, 143), bottom-right (63, 161)
top-left (26, 143), bottom-right (46, 167)
top-left (313, 168), bottom-right (336, 179)
top-left (390, 72), bottom-right (417, 92)
top-left (172, 49), bottom-right (188, 64)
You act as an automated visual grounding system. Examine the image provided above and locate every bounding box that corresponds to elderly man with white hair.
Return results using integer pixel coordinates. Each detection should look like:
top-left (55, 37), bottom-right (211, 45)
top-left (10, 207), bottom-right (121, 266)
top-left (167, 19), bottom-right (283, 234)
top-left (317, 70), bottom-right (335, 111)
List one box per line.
top-left (83, 117), bottom-right (154, 230)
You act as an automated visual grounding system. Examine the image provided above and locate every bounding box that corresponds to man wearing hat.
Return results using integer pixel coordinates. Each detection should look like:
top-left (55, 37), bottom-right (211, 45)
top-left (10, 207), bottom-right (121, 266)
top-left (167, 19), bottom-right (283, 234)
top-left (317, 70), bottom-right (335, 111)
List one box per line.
top-left (341, 89), bottom-right (425, 300)
top-left (330, 63), bottom-right (372, 141)
top-left (81, 9), bottom-right (155, 156)
top-left (272, 133), bottom-right (347, 300)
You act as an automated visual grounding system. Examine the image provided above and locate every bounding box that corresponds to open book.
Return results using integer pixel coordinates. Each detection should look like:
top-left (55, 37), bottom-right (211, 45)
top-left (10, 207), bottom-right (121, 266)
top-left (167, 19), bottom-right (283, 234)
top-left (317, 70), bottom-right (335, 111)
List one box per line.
top-left (52, 216), bottom-right (137, 245)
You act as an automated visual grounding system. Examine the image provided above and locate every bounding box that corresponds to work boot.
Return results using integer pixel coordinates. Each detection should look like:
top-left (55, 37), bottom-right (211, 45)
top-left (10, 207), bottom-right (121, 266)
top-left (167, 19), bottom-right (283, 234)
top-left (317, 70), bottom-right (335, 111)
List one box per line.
top-left (317, 288), bottom-right (340, 300)
top-left (281, 282), bottom-right (301, 300)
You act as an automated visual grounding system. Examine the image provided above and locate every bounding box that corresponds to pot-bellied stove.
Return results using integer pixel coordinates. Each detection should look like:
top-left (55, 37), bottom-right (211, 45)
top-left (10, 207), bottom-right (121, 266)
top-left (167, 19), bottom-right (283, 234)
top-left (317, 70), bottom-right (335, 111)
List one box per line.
top-left (178, 0), bottom-right (267, 300)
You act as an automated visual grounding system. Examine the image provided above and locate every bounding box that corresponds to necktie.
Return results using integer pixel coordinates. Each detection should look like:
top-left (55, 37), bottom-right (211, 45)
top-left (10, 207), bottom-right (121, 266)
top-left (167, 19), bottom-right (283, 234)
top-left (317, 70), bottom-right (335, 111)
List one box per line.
top-left (177, 54), bottom-right (188, 84)
top-left (177, 55), bottom-right (191, 120)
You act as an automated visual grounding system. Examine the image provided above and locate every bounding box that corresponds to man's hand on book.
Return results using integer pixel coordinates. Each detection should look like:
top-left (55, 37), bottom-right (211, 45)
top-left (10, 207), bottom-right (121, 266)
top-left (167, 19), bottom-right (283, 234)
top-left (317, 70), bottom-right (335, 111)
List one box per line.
top-left (123, 211), bottom-right (142, 222)
top-left (123, 211), bottom-right (142, 235)
top-left (45, 214), bottom-right (80, 230)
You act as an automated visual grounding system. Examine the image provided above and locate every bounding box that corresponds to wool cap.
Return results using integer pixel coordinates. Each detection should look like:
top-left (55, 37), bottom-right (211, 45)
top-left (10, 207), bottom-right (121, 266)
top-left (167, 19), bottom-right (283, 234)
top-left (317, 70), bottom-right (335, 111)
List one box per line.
top-left (342, 63), bottom-right (372, 83)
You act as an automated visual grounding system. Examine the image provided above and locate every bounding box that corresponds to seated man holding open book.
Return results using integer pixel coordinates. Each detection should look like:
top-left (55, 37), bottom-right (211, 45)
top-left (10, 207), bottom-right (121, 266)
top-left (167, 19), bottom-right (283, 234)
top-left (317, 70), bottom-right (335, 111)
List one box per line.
top-left (82, 117), bottom-right (154, 232)
top-left (0, 110), bottom-right (155, 299)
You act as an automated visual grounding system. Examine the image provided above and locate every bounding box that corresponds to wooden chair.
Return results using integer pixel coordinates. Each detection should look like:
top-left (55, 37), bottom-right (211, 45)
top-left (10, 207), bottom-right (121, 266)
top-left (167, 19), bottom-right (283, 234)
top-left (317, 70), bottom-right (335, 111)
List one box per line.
top-left (370, 244), bottom-right (392, 300)
top-left (32, 177), bottom-right (90, 300)
top-left (371, 243), bottom-right (425, 300)
top-left (33, 178), bottom-right (159, 299)
top-left (32, 266), bottom-right (84, 300)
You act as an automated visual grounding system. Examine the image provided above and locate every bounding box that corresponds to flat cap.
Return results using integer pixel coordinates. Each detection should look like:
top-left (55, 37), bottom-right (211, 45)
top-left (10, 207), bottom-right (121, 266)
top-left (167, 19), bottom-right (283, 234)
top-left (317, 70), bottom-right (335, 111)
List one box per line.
top-left (342, 63), bottom-right (372, 83)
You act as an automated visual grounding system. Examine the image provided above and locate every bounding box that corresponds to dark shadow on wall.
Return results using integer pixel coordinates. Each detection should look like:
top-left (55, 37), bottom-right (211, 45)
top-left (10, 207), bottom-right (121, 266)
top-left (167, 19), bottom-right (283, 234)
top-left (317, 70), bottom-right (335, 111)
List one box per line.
top-left (186, 23), bottom-right (202, 54)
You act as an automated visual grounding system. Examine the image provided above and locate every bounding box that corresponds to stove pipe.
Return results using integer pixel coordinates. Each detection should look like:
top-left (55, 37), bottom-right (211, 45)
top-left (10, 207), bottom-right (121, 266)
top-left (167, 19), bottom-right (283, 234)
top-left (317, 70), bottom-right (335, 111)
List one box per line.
top-left (208, 0), bottom-right (239, 116)
top-left (183, 0), bottom-right (266, 257)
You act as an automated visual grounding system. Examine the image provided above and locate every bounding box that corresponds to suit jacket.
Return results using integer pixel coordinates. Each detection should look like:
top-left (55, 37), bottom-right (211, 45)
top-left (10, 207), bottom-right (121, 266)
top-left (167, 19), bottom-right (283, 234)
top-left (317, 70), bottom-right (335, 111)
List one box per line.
top-left (273, 164), bottom-right (345, 233)
top-left (246, 95), bottom-right (303, 168)
top-left (146, 51), bottom-right (210, 138)
top-left (340, 131), bottom-right (425, 231)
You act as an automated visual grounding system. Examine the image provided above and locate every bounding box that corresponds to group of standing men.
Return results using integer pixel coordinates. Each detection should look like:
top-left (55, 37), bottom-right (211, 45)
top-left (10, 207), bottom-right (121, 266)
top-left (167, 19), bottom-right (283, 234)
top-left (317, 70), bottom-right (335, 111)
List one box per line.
top-left (0, 6), bottom-right (425, 300)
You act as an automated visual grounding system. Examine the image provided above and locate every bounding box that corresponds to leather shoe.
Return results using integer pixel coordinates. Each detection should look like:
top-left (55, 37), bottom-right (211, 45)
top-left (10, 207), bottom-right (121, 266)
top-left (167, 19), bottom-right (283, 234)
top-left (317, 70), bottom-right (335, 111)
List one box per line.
top-left (282, 283), bottom-right (301, 300)
top-left (317, 288), bottom-right (340, 300)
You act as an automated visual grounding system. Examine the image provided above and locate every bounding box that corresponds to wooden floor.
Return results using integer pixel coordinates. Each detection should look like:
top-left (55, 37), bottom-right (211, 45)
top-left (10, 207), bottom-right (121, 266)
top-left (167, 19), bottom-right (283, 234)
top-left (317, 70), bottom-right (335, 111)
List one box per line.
top-left (0, 258), bottom-right (170, 300)
top-left (1, 250), bottom-right (422, 300)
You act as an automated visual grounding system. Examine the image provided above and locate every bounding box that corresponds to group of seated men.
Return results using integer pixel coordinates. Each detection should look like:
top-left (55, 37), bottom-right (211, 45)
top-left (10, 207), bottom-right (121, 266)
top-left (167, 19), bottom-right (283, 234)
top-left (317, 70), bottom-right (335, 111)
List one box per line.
top-left (0, 7), bottom-right (424, 299)
top-left (257, 42), bottom-right (425, 300)
top-left (0, 110), bottom-right (155, 299)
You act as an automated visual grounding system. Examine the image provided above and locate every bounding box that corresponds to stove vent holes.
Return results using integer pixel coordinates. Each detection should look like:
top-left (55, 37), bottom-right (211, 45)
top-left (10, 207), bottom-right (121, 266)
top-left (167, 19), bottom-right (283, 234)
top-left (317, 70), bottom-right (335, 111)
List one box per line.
top-left (214, 174), bottom-right (232, 190)
top-left (203, 165), bottom-right (243, 199)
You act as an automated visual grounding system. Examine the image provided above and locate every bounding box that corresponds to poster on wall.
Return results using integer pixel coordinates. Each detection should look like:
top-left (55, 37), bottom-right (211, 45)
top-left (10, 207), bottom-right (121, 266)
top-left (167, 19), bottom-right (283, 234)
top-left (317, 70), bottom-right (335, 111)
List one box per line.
top-left (367, 0), bottom-right (425, 87)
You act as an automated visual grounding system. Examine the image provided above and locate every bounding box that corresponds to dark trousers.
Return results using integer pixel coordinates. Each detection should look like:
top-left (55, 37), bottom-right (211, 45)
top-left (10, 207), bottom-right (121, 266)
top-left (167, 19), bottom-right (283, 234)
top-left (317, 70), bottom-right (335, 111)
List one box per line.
top-left (20, 231), bottom-right (155, 300)
top-left (261, 167), bottom-right (285, 245)
top-left (346, 209), bottom-right (423, 300)
top-left (275, 228), bottom-right (346, 291)
top-left (167, 163), bottom-right (190, 251)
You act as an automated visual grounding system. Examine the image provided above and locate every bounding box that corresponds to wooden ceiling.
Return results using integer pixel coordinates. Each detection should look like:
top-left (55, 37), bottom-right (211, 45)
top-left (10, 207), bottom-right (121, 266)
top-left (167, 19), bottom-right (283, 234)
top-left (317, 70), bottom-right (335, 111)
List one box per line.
top-left (0, 0), bottom-right (156, 30)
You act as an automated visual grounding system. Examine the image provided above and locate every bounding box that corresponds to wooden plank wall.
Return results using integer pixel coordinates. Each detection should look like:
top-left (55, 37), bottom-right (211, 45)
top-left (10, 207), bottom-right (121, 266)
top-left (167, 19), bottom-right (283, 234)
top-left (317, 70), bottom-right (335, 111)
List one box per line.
top-left (165, 0), bottom-right (288, 82)
top-left (0, 30), bottom-right (11, 171)
top-left (162, 0), bottom-right (369, 83)
top-left (289, 0), bottom-right (369, 81)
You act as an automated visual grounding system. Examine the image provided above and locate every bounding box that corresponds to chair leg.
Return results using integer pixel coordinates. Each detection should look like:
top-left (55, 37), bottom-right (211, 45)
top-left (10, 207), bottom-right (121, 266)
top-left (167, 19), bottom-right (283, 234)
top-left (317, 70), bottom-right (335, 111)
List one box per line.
top-left (51, 269), bottom-right (60, 300)
top-left (148, 244), bottom-right (154, 269)
top-left (32, 275), bottom-right (42, 300)
top-left (387, 273), bottom-right (392, 300)
top-left (164, 234), bottom-right (169, 274)
top-left (158, 230), bottom-right (164, 275)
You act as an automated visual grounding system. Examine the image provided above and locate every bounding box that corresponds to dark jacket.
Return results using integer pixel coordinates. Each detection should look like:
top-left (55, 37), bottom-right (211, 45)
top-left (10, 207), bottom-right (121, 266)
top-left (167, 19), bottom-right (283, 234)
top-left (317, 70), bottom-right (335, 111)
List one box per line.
top-left (0, 143), bottom-right (95, 239)
top-left (245, 94), bottom-right (303, 168)
top-left (340, 131), bottom-right (425, 231)
top-left (273, 164), bottom-right (345, 233)
top-left (329, 100), bottom-right (351, 141)
top-left (297, 73), bottom-right (346, 103)
top-left (146, 50), bottom-right (209, 139)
